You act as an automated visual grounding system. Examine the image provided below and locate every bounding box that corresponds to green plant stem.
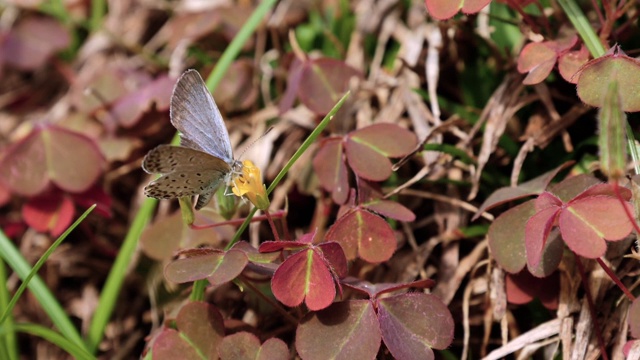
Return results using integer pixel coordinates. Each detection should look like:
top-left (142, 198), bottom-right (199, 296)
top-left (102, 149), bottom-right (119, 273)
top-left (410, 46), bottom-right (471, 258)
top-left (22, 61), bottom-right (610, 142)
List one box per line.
top-left (86, 199), bottom-right (156, 353)
top-left (224, 90), bottom-right (351, 250)
top-left (0, 231), bottom-right (84, 348)
top-left (90, 0), bottom-right (106, 32)
top-left (0, 257), bottom-right (17, 360)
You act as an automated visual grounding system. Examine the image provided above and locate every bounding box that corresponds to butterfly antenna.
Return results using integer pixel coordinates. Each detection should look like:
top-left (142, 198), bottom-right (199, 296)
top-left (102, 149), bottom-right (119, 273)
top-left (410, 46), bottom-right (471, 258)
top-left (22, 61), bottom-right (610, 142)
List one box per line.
top-left (238, 126), bottom-right (274, 160)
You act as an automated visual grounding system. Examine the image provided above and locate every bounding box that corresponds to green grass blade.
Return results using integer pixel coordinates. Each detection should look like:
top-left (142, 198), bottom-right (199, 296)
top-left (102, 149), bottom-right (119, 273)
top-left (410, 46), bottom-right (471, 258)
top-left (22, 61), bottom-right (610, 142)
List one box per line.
top-left (0, 257), bottom-right (18, 360)
top-left (0, 205), bottom-right (96, 326)
top-left (8, 323), bottom-right (94, 360)
top-left (556, 0), bottom-right (605, 57)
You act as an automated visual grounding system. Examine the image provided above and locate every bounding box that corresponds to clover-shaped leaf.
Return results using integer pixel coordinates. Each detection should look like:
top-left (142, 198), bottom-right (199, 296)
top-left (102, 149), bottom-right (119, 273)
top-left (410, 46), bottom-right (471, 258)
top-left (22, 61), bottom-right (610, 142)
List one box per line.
top-left (0, 125), bottom-right (105, 196)
top-left (164, 249), bottom-right (248, 285)
top-left (152, 302), bottom-right (224, 359)
top-left (313, 138), bottom-right (349, 204)
top-left (577, 45), bottom-right (640, 112)
top-left (378, 293), bottom-right (454, 360)
top-left (296, 300), bottom-right (381, 360)
top-left (325, 208), bottom-right (396, 263)
top-left (425, 0), bottom-right (491, 20)
top-left (517, 34), bottom-right (578, 85)
top-left (219, 332), bottom-right (289, 360)
top-left (506, 271), bottom-right (559, 310)
top-left (21, 193), bottom-right (75, 238)
top-left (525, 183), bottom-right (633, 267)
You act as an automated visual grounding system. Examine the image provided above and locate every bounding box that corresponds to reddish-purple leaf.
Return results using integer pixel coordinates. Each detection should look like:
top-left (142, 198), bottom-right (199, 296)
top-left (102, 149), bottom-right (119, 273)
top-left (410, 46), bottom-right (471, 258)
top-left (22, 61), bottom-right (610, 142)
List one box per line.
top-left (558, 46), bottom-right (590, 84)
top-left (278, 57), bottom-right (305, 114)
top-left (70, 184), bottom-right (112, 218)
top-left (348, 124), bottom-right (417, 158)
top-left (313, 138), bottom-right (349, 204)
top-left (213, 59), bottom-right (258, 113)
top-left (547, 174), bottom-right (601, 202)
top-left (21, 193), bottom-right (75, 237)
top-left (112, 75), bottom-right (174, 128)
top-left (298, 58), bottom-right (362, 115)
top-left (629, 297), bottom-right (640, 338)
top-left (325, 209), bottom-right (396, 263)
top-left (525, 206), bottom-right (559, 268)
top-left (473, 162), bottom-right (573, 220)
top-left (577, 45), bottom-right (640, 111)
top-left (345, 138), bottom-right (392, 181)
top-left (425, 0), bottom-right (491, 20)
top-left (518, 42), bottom-right (557, 85)
top-left (259, 240), bottom-right (308, 253)
top-left (534, 191), bottom-right (562, 211)
top-left (152, 329), bottom-right (202, 360)
top-left (296, 300), bottom-right (381, 360)
top-left (2, 17), bottom-right (70, 70)
top-left (218, 332), bottom-right (288, 360)
top-left (164, 249), bottom-right (248, 285)
top-left (573, 182), bottom-right (631, 201)
top-left (0, 125), bottom-right (105, 196)
top-left (317, 242), bottom-right (348, 278)
top-left (505, 271), bottom-right (559, 310)
top-left (175, 302), bottom-right (225, 359)
top-left (559, 197), bottom-right (633, 259)
top-left (378, 293), bottom-right (454, 360)
top-left (488, 201), bottom-right (534, 273)
top-left (271, 248), bottom-right (336, 310)
top-left (341, 278), bottom-right (436, 299)
top-left (362, 199), bottom-right (416, 222)
top-left (527, 229), bottom-right (564, 278)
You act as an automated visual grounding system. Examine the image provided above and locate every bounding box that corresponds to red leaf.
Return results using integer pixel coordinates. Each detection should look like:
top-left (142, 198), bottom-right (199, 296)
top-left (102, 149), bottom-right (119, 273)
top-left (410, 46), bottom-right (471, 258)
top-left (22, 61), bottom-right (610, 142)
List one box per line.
top-left (505, 271), bottom-right (559, 310)
top-left (363, 199), bottom-right (416, 222)
top-left (152, 329), bottom-right (202, 360)
top-left (271, 248), bottom-right (336, 310)
top-left (425, 0), bottom-right (491, 20)
top-left (22, 193), bottom-right (75, 237)
top-left (378, 293), bottom-right (454, 359)
top-left (313, 138), bottom-right (349, 204)
top-left (219, 332), bottom-right (288, 360)
top-left (525, 207), bottom-right (559, 268)
top-left (296, 300), bottom-right (381, 360)
top-left (298, 58), bottom-right (362, 115)
top-left (558, 46), bottom-right (590, 84)
top-left (345, 138), bottom-right (392, 181)
top-left (325, 209), bottom-right (396, 263)
top-left (164, 250), bottom-right (248, 285)
top-left (175, 302), bottom-right (225, 359)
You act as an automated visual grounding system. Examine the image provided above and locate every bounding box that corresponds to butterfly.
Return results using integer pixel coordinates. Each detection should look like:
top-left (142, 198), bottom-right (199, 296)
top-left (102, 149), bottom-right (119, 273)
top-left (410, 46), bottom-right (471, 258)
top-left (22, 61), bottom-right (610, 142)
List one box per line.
top-left (142, 69), bottom-right (243, 210)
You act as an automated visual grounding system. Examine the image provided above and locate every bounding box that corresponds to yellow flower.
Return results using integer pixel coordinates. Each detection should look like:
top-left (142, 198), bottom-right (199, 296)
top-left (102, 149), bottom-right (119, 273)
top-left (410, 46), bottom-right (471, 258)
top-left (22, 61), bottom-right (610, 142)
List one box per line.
top-left (231, 160), bottom-right (269, 210)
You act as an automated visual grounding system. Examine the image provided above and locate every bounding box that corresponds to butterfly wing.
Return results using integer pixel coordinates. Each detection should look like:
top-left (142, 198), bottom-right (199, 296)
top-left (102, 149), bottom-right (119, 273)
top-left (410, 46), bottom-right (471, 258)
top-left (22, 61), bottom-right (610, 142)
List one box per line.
top-left (142, 145), bottom-right (231, 201)
top-left (170, 69), bottom-right (234, 162)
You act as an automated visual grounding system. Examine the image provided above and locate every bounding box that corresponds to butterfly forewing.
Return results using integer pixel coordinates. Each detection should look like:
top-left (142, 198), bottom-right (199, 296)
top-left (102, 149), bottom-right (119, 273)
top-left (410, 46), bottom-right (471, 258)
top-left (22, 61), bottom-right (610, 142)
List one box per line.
top-left (142, 145), bottom-right (231, 200)
top-left (170, 69), bottom-right (234, 162)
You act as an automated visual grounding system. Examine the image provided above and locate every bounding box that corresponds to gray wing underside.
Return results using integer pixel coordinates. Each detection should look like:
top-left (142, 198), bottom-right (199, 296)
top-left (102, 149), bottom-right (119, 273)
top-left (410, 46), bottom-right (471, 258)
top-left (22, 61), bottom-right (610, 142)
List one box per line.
top-left (170, 69), bottom-right (234, 162)
top-left (142, 145), bottom-right (230, 201)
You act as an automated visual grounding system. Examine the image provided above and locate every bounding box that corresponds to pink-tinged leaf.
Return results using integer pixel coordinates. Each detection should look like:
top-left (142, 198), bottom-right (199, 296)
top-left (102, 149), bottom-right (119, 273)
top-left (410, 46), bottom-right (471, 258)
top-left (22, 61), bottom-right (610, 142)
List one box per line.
top-left (271, 248), bottom-right (336, 310)
top-left (534, 191), bottom-right (562, 212)
top-left (488, 201), bottom-right (534, 273)
top-left (362, 199), bottom-right (416, 222)
top-left (573, 182), bottom-right (631, 201)
top-left (2, 17), bottom-right (70, 70)
top-left (378, 293), bottom-right (454, 360)
top-left (342, 278), bottom-right (436, 298)
top-left (425, 0), bottom-right (491, 20)
top-left (318, 242), bottom-right (348, 278)
top-left (325, 209), bottom-right (396, 263)
top-left (313, 138), bottom-right (349, 204)
top-left (518, 42), bottom-right (557, 85)
top-left (558, 46), bottom-right (590, 84)
top-left (232, 241), bottom-right (280, 264)
top-left (559, 197), bottom-right (633, 259)
top-left (527, 229), bottom-right (564, 278)
top-left (0, 125), bottom-right (105, 196)
top-left (152, 329), bottom-right (202, 360)
top-left (112, 75), bottom-right (174, 128)
top-left (219, 332), bottom-right (289, 360)
top-left (547, 174), bottom-right (601, 202)
top-left (298, 58), bottom-right (362, 115)
top-left (176, 302), bottom-right (225, 359)
top-left (21, 193), bottom-right (74, 237)
top-left (0, 183), bottom-right (10, 206)
top-left (278, 57), bottom-right (305, 114)
top-left (164, 250), bottom-right (248, 285)
top-left (505, 271), bottom-right (559, 310)
top-left (576, 46), bottom-right (640, 112)
top-left (348, 124), bottom-right (418, 158)
top-left (296, 300), bottom-right (381, 360)
top-left (525, 206), bottom-right (559, 268)
top-left (345, 139), bottom-right (392, 181)
top-left (70, 184), bottom-right (112, 218)
top-left (629, 297), bottom-right (640, 338)
top-left (473, 162), bottom-right (572, 220)
top-left (259, 240), bottom-right (308, 253)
